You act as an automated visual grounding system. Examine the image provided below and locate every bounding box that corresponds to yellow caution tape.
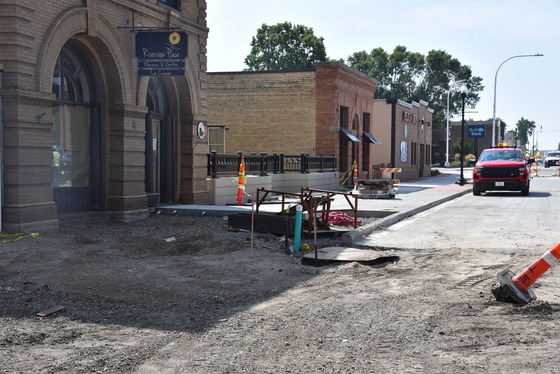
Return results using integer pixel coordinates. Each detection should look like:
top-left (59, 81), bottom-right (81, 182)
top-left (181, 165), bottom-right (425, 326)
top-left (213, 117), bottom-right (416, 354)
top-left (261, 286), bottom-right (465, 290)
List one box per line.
top-left (0, 232), bottom-right (39, 246)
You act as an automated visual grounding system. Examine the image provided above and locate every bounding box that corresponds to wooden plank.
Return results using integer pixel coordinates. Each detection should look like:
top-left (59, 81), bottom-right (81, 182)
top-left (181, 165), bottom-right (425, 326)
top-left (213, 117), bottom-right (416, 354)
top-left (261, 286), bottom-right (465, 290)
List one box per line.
top-left (36, 305), bottom-right (65, 317)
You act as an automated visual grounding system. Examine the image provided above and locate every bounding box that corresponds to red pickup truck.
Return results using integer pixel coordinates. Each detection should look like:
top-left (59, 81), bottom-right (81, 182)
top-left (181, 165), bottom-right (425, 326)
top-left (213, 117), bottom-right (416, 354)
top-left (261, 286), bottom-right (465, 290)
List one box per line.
top-left (471, 146), bottom-right (535, 196)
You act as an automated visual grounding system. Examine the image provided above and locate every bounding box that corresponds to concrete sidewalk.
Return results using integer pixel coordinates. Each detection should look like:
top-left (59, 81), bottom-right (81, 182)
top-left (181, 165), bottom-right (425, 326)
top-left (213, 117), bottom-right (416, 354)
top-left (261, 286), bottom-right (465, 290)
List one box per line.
top-left (159, 168), bottom-right (473, 244)
top-left (341, 168), bottom-right (472, 243)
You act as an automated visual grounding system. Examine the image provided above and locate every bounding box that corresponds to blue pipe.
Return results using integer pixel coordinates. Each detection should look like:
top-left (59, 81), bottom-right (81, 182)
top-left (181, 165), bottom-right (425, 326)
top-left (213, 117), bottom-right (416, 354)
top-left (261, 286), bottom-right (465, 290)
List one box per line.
top-left (293, 205), bottom-right (302, 253)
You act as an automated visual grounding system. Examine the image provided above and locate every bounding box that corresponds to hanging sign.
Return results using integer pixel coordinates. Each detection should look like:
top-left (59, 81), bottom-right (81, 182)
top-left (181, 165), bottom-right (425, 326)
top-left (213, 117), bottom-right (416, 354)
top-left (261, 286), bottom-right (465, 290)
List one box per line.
top-left (136, 31), bottom-right (188, 76)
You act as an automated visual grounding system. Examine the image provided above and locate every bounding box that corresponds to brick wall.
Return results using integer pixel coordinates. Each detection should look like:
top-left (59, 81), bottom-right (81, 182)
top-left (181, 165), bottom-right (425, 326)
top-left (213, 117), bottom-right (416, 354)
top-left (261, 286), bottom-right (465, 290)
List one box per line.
top-left (208, 70), bottom-right (317, 155)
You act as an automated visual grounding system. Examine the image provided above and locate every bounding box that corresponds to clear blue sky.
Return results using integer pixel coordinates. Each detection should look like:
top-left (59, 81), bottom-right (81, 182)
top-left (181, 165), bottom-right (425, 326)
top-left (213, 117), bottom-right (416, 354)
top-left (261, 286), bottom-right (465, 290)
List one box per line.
top-left (206, 0), bottom-right (560, 151)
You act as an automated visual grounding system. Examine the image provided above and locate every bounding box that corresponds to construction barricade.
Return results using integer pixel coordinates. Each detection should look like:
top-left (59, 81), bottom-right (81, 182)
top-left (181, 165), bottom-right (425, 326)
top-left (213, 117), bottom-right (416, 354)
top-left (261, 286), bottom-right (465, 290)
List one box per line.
top-left (355, 167), bottom-right (401, 199)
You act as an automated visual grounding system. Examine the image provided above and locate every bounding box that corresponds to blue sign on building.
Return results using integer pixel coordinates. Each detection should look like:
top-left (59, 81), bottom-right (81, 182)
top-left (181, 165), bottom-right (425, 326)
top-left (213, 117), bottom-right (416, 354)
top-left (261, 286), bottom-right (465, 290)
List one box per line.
top-left (468, 125), bottom-right (485, 138)
top-left (136, 31), bottom-right (188, 76)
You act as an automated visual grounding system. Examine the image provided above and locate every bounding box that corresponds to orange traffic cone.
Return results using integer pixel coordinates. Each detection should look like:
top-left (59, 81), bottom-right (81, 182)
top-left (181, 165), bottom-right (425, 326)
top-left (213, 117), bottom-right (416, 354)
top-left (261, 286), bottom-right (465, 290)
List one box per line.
top-left (236, 157), bottom-right (246, 204)
top-left (493, 243), bottom-right (560, 305)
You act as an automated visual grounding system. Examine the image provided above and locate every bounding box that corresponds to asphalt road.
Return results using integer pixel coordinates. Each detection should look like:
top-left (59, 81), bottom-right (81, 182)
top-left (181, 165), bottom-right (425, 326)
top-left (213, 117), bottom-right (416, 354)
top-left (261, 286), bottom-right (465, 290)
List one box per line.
top-left (357, 175), bottom-right (560, 252)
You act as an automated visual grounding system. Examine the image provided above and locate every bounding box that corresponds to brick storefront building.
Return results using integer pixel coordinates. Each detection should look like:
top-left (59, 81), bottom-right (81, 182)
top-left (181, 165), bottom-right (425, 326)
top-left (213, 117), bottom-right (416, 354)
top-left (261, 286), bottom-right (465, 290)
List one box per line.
top-left (208, 62), bottom-right (382, 180)
top-left (371, 99), bottom-right (433, 180)
top-left (0, 0), bottom-right (209, 232)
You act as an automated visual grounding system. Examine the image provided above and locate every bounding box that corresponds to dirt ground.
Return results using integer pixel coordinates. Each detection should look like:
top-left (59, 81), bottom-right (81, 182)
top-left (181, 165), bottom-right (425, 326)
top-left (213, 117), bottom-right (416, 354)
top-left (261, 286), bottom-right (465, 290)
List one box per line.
top-left (1, 212), bottom-right (560, 373)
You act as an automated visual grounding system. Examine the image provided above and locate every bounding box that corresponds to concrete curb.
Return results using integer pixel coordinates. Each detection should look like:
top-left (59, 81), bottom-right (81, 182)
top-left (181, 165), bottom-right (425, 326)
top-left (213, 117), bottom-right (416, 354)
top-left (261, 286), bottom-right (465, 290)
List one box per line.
top-left (341, 188), bottom-right (472, 245)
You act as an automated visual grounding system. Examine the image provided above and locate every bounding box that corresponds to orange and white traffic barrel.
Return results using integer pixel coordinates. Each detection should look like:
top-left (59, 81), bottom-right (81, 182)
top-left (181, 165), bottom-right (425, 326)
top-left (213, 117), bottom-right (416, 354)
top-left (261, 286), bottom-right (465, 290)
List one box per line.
top-left (493, 243), bottom-right (560, 305)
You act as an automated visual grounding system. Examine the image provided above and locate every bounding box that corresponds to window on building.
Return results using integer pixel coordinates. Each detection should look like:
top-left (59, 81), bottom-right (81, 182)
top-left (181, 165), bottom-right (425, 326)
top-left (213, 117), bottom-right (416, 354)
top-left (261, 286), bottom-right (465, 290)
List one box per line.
top-left (400, 141), bottom-right (408, 162)
top-left (339, 106), bottom-right (349, 128)
top-left (208, 126), bottom-right (225, 153)
top-left (158, 0), bottom-right (179, 9)
top-left (52, 44), bottom-right (93, 188)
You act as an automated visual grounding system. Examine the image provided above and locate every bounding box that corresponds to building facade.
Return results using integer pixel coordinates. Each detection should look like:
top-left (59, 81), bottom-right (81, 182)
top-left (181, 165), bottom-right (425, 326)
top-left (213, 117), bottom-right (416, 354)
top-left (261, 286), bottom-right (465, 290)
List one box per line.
top-left (207, 62), bottom-right (382, 182)
top-left (432, 119), bottom-right (506, 165)
top-left (0, 0), bottom-right (209, 232)
top-left (371, 99), bottom-right (433, 180)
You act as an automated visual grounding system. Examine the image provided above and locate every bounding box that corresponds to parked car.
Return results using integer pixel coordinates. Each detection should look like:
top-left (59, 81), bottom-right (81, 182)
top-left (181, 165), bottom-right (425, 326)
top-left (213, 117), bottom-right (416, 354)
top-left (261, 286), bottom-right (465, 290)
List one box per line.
top-left (544, 151), bottom-right (560, 168)
top-left (471, 145), bottom-right (534, 196)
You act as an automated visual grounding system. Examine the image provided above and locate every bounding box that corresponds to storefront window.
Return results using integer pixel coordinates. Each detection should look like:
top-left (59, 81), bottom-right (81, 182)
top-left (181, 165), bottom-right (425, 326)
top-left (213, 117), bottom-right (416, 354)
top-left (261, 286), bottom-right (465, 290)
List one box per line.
top-left (51, 45), bottom-right (92, 188)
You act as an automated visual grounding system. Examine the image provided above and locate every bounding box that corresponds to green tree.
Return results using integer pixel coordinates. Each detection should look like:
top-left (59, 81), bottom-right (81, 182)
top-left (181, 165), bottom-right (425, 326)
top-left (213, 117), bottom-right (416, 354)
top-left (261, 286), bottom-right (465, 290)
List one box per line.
top-left (452, 137), bottom-right (474, 156)
top-left (347, 46), bottom-right (484, 128)
top-left (244, 22), bottom-right (327, 71)
top-left (515, 117), bottom-right (536, 146)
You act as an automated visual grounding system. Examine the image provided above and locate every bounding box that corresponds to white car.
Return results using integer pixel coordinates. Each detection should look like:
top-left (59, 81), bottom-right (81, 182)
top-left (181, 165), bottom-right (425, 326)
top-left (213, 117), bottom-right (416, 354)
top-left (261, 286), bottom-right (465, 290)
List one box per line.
top-left (544, 151), bottom-right (560, 168)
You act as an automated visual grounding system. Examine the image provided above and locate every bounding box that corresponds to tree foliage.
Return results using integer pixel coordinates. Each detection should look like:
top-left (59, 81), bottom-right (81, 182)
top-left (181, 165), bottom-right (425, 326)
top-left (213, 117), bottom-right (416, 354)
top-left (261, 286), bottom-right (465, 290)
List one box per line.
top-left (347, 46), bottom-right (484, 128)
top-left (515, 117), bottom-right (536, 146)
top-left (452, 138), bottom-right (474, 156)
top-left (244, 22), bottom-right (327, 71)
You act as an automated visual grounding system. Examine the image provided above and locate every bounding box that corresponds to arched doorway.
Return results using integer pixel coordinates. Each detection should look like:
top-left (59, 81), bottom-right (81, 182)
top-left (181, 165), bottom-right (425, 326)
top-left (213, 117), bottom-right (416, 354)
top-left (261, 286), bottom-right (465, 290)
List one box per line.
top-left (145, 77), bottom-right (174, 204)
top-left (51, 41), bottom-right (101, 214)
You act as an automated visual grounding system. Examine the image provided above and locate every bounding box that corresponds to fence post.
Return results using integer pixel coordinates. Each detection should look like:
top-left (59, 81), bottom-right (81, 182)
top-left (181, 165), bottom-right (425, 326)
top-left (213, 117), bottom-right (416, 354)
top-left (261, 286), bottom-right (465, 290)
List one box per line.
top-left (209, 151), bottom-right (218, 179)
top-left (273, 154), bottom-right (279, 174)
top-left (260, 153), bottom-right (267, 176)
top-left (279, 154), bottom-right (285, 173)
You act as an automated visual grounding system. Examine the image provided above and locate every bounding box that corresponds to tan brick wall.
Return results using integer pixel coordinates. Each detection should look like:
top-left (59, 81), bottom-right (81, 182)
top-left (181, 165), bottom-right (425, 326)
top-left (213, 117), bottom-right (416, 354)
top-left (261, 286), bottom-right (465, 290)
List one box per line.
top-left (208, 71), bottom-right (317, 155)
top-left (371, 101), bottom-right (393, 167)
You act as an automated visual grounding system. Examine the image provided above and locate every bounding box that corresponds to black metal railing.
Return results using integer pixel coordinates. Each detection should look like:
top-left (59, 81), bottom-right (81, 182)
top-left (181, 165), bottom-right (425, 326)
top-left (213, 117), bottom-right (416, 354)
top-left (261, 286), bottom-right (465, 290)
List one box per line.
top-left (207, 152), bottom-right (337, 178)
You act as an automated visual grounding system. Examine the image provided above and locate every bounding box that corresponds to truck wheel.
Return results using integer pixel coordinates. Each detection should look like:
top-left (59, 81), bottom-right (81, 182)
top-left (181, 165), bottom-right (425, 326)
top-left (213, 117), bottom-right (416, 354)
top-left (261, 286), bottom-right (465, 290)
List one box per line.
top-left (521, 187), bottom-right (529, 196)
top-left (473, 188), bottom-right (482, 196)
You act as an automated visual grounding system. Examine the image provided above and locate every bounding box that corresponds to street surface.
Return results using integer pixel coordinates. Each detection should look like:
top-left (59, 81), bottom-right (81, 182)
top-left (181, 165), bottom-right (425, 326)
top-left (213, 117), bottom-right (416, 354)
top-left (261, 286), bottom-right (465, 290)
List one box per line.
top-left (357, 175), bottom-right (559, 252)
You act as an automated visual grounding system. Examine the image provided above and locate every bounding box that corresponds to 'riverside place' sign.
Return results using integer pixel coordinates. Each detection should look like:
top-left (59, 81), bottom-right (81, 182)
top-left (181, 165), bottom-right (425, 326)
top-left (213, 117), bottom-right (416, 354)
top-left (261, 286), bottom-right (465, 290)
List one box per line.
top-left (136, 31), bottom-right (188, 76)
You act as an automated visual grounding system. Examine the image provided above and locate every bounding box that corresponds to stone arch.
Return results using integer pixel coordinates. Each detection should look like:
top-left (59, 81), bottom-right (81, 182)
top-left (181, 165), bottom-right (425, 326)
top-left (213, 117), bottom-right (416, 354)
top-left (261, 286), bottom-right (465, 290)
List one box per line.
top-left (36, 7), bottom-right (133, 104)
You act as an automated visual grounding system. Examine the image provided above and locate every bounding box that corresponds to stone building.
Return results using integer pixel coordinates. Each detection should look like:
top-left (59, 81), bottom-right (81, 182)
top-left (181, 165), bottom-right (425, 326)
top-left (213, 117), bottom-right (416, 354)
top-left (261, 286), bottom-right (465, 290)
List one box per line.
top-left (371, 99), bottom-right (433, 180)
top-left (207, 62), bottom-right (381, 181)
top-left (0, 0), bottom-right (209, 232)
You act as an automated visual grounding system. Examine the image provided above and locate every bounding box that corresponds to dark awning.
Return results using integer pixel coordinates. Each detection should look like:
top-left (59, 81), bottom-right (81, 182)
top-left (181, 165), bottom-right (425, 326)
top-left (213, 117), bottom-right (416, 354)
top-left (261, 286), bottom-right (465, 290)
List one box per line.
top-left (340, 127), bottom-right (360, 142)
top-left (363, 131), bottom-right (381, 144)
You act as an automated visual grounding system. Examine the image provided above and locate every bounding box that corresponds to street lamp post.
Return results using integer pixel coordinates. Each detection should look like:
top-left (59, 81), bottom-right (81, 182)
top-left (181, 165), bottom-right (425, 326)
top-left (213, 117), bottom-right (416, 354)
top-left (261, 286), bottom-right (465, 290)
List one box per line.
top-left (457, 86), bottom-right (468, 186)
top-left (445, 79), bottom-right (466, 167)
top-left (492, 53), bottom-right (543, 146)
